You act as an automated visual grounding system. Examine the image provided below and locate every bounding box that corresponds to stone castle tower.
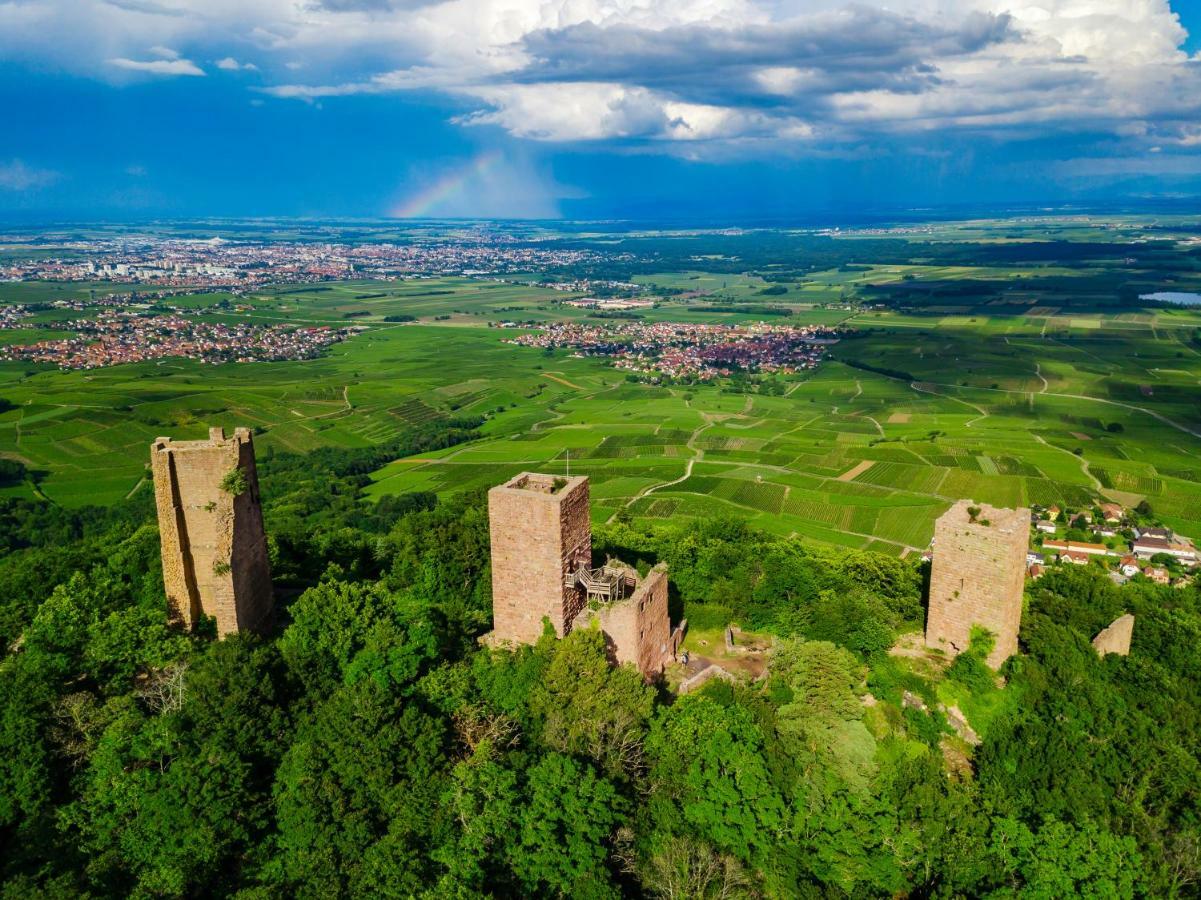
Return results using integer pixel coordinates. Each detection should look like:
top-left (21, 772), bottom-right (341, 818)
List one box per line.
top-left (151, 427), bottom-right (273, 636)
top-left (925, 499), bottom-right (1029, 669)
top-left (486, 472), bottom-right (682, 678)
top-left (488, 472), bottom-right (593, 643)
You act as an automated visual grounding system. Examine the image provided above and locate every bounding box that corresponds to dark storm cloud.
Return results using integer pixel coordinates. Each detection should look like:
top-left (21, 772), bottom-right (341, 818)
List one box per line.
top-left (514, 7), bottom-right (1016, 107)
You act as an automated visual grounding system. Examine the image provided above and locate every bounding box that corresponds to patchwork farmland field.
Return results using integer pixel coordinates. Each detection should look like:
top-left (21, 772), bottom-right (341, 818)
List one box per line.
top-left (5, 245), bottom-right (1201, 555)
top-left (363, 306), bottom-right (1201, 554)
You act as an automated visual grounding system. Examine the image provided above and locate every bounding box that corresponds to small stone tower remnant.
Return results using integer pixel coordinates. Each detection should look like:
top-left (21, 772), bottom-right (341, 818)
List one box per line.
top-left (1092, 613), bottom-right (1134, 657)
top-left (151, 427), bottom-right (273, 636)
top-left (486, 472), bottom-right (682, 679)
top-left (925, 499), bottom-right (1029, 669)
top-left (572, 563), bottom-right (675, 677)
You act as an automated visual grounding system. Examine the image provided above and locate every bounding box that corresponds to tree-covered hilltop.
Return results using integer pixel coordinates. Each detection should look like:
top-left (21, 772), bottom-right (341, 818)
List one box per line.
top-left (1, 430), bottom-right (1199, 897)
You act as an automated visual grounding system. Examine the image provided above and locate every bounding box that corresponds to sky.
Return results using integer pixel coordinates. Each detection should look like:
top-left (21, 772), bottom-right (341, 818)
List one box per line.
top-left (1, 0), bottom-right (1200, 221)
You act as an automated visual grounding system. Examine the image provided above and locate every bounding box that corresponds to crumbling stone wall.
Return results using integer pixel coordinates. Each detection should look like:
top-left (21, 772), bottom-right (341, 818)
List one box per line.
top-left (150, 427), bottom-right (272, 636)
top-left (577, 564), bottom-right (673, 679)
top-left (678, 663), bottom-right (738, 694)
top-left (925, 499), bottom-right (1029, 669)
top-left (487, 473), bottom-right (592, 644)
top-left (1092, 613), bottom-right (1134, 656)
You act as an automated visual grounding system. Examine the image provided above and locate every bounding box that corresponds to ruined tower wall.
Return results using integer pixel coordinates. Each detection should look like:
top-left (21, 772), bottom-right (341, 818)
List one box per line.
top-left (1092, 613), bottom-right (1134, 657)
top-left (580, 564), bottom-right (672, 679)
top-left (557, 479), bottom-right (592, 631)
top-left (227, 436), bottom-right (273, 632)
top-left (635, 566), bottom-right (672, 676)
top-left (487, 473), bottom-right (592, 644)
top-left (151, 449), bottom-right (196, 626)
top-left (925, 499), bottom-right (1029, 669)
top-left (151, 427), bottom-right (272, 636)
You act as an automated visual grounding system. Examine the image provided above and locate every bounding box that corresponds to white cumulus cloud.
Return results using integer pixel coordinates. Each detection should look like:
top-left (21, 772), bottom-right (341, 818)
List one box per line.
top-left (0, 160), bottom-right (60, 191)
top-left (109, 56), bottom-right (205, 76)
top-left (0, 0), bottom-right (1197, 153)
top-left (216, 56), bottom-right (257, 70)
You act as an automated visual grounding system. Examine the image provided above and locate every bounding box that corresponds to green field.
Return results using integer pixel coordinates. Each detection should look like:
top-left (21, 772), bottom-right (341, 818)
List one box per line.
top-left (4, 224), bottom-right (1201, 553)
top-left (8, 311), bottom-right (1196, 556)
top-left (365, 322), bottom-right (1201, 554)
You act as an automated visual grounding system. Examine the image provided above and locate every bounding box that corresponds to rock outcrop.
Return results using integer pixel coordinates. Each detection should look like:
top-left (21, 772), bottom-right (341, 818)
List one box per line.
top-left (1092, 613), bottom-right (1135, 657)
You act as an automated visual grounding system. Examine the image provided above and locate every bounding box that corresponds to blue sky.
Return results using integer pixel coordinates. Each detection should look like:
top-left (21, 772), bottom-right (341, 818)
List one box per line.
top-left (2, 0), bottom-right (1200, 221)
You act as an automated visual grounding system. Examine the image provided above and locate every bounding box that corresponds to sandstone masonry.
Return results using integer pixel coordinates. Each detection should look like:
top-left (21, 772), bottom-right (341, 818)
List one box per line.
top-left (151, 427), bottom-right (273, 636)
top-left (574, 563), bottom-right (680, 677)
top-left (1092, 613), bottom-right (1134, 657)
top-left (925, 499), bottom-right (1029, 669)
top-left (488, 473), bottom-right (593, 643)
top-left (486, 472), bottom-right (681, 678)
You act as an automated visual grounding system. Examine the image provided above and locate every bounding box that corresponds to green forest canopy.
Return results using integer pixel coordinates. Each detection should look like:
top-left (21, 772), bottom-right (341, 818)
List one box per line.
top-left (0, 418), bottom-right (1198, 898)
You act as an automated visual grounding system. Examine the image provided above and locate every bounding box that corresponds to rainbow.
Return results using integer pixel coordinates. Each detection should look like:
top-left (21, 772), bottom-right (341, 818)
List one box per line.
top-left (391, 150), bottom-right (502, 218)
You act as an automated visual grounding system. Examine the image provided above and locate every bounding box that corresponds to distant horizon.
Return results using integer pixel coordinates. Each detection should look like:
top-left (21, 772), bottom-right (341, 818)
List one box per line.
top-left (4, 198), bottom-right (1201, 231)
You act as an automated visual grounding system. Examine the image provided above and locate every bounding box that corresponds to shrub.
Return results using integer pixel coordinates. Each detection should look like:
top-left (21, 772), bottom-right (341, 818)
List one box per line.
top-left (684, 602), bottom-right (735, 631)
top-left (902, 706), bottom-right (946, 748)
top-left (946, 625), bottom-right (996, 693)
top-left (947, 651), bottom-right (994, 694)
top-left (0, 459), bottom-right (26, 486)
top-left (220, 467), bottom-right (249, 496)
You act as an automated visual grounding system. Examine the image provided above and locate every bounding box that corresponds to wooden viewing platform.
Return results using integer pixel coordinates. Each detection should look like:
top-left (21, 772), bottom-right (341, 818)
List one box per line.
top-left (565, 563), bottom-right (637, 603)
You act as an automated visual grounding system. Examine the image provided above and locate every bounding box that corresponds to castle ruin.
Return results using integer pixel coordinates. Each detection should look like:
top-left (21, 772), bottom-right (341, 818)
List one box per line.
top-left (151, 427), bottom-right (273, 636)
top-left (572, 562), bottom-right (675, 677)
top-left (925, 499), bottom-right (1029, 669)
top-left (486, 472), bottom-right (681, 679)
top-left (1092, 613), bottom-right (1134, 657)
